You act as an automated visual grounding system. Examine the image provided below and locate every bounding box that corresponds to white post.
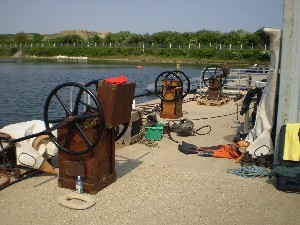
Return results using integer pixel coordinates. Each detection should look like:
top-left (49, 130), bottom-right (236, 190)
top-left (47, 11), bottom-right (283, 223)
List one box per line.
top-left (199, 43), bottom-right (200, 49)
top-left (110, 43), bottom-right (112, 48)
top-left (189, 43), bottom-right (191, 49)
top-left (219, 44), bottom-right (221, 49)
top-left (240, 44), bottom-right (243, 49)
top-left (230, 44), bottom-right (232, 50)
top-left (74, 43), bottom-right (76, 47)
top-left (169, 43), bottom-right (172, 48)
top-left (142, 43), bottom-right (145, 53)
top-left (264, 44), bottom-right (267, 50)
top-left (210, 42), bottom-right (212, 48)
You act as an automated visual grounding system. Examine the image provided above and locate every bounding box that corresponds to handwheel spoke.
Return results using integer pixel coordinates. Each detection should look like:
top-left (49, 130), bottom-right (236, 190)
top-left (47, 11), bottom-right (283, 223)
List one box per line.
top-left (78, 100), bottom-right (97, 111)
top-left (208, 70), bottom-right (214, 77)
top-left (54, 92), bottom-right (72, 116)
top-left (74, 122), bottom-right (92, 147)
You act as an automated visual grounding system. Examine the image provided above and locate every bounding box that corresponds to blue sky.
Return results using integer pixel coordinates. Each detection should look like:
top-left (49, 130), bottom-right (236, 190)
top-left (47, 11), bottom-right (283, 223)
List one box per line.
top-left (0, 0), bottom-right (283, 34)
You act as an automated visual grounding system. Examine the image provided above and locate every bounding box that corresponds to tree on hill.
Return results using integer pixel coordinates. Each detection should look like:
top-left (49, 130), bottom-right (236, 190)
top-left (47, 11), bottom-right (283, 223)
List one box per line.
top-left (51, 34), bottom-right (83, 44)
top-left (14, 32), bottom-right (29, 44)
top-left (32, 33), bottom-right (44, 43)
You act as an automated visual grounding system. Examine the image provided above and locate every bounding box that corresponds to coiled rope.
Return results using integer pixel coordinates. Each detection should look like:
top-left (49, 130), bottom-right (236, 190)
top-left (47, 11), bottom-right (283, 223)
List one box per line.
top-left (227, 165), bottom-right (269, 178)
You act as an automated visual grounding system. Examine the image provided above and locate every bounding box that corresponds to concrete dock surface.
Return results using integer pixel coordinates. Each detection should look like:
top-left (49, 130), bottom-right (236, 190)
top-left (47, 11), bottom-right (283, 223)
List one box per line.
top-left (1, 95), bottom-right (299, 225)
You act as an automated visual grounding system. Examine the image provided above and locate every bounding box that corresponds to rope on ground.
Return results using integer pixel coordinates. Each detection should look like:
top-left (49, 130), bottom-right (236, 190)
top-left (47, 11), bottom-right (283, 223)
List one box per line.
top-left (138, 138), bottom-right (158, 147)
top-left (227, 165), bottom-right (269, 178)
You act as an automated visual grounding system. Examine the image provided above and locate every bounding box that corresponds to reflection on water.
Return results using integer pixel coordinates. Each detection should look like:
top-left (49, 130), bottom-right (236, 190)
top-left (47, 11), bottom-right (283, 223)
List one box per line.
top-left (0, 59), bottom-right (207, 127)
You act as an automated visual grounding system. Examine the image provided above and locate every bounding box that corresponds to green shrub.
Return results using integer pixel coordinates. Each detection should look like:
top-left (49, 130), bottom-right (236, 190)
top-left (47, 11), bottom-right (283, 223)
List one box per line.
top-left (22, 46), bottom-right (270, 63)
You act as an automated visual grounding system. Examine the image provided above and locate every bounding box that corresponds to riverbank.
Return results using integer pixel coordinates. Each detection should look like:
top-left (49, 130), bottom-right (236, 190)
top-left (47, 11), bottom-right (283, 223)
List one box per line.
top-left (6, 54), bottom-right (263, 67)
top-left (1, 95), bottom-right (299, 225)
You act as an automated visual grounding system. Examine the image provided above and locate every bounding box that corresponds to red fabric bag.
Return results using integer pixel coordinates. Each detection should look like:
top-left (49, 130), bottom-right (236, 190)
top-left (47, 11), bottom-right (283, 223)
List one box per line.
top-left (103, 75), bottom-right (128, 85)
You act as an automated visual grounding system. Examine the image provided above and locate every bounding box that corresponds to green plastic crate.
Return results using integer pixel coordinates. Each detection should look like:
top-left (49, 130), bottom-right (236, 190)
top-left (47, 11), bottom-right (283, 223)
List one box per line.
top-left (145, 122), bottom-right (164, 141)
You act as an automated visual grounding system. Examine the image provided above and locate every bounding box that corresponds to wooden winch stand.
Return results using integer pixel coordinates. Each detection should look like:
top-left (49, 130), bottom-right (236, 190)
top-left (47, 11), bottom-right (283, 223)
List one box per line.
top-left (58, 126), bottom-right (116, 194)
top-left (160, 80), bottom-right (183, 119)
top-left (208, 78), bottom-right (223, 100)
top-left (58, 81), bottom-right (135, 194)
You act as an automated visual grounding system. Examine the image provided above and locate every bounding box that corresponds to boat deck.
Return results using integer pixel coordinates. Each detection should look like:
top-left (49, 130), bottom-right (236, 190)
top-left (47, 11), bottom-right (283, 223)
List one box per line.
top-left (1, 94), bottom-right (299, 225)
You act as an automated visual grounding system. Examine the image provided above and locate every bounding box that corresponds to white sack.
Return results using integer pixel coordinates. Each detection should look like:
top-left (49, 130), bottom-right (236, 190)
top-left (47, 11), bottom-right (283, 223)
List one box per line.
top-left (0, 120), bottom-right (58, 169)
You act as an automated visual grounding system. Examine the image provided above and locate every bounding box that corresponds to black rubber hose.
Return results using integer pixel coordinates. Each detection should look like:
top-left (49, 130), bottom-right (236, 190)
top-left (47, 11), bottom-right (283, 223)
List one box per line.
top-left (0, 170), bottom-right (40, 191)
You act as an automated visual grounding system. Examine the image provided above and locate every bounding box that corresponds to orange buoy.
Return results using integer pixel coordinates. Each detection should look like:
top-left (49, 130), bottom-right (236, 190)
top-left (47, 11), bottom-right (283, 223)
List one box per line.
top-left (137, 65), bottom-right (143, 69)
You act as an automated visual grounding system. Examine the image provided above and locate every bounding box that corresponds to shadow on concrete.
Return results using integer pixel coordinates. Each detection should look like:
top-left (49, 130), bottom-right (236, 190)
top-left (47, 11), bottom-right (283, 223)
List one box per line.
top-left (115, 152), bottom-right (150, 178)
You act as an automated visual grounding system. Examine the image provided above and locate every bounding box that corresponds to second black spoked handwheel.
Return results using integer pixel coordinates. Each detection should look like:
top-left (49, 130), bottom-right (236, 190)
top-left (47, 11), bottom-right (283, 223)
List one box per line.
top-left (154, 71), bottom-right (184, 102)
top-left (44, 82), bottom-right (105, 155)
top-left (201, 65), bottom-right (227, 87)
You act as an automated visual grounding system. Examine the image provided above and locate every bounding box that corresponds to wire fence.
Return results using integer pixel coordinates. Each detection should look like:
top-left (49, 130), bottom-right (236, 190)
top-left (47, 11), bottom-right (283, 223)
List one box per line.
top-left (0, 42), bottom-right (269, 51)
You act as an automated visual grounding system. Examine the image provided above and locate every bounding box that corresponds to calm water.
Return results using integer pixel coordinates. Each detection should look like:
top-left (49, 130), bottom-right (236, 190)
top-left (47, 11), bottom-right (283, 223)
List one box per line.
top-left (0, 58), bottom-right (207, 127)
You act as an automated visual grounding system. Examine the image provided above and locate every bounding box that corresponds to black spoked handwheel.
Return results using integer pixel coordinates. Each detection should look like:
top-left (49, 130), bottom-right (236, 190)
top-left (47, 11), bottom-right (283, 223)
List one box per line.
top-left (154, 71), bottom-right (183, 102)
top-left (85, 79), bottom-right (99, 93)
top-left (85, 80), bottom-right (129, 141)
top-left (171, 70), bottom-right (190, 98)
top-left (201, 65), bottom-right (227, 87)
top-left (44, 82), bottom-right (105, 155)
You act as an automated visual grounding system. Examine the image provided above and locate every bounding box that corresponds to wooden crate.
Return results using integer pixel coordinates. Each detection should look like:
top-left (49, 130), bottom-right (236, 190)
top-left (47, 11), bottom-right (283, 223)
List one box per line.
top-left (97, 81), bottom-right (136, 128)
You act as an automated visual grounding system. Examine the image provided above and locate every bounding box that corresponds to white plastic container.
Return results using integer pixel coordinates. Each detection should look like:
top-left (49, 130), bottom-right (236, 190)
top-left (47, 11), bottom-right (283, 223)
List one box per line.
top-left (76, 176), bottom-right (83, 194)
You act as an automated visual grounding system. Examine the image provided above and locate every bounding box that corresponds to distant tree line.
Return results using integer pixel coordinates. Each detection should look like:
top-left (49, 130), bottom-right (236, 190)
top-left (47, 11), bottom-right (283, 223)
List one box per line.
top-left (0, 28), bottom-right (270, 48)
top-left (0, 29), bottom-right (271, 63)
